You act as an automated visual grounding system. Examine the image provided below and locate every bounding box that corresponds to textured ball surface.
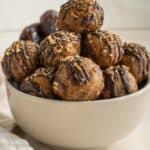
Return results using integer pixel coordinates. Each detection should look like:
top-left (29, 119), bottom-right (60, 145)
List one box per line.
top-left (83, 30), bottom-right (124, 68)
top-left (40, 31), bottom-right (81, 67)
top-left (101, 65), bottom-right (138, 99)
top-left (20, 67), bottom-right (55, 98)
top-left (57, 0), bottom-right (104, 33)
top-left (2, 41), bottom-right (39, 82)
top-left (53, 56), bottom-right (104, 101)
top-left (121, 43), bottom-right (150, 83)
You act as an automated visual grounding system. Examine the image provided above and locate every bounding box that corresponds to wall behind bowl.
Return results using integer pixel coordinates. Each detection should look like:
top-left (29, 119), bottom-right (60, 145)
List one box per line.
top-left (0, 0), bottom-right (150, 31)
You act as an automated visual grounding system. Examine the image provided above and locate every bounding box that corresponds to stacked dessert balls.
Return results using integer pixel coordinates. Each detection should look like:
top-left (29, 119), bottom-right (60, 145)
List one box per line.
top-left (2, 0), bottom-right (150, 101)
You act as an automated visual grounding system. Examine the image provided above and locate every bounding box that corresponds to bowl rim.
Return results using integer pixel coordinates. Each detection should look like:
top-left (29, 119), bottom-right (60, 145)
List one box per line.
top-left (5, 79), bottom-right (150, 104)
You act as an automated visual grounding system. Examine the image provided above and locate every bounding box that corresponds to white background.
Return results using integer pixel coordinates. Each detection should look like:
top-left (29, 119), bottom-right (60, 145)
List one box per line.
top-left (0, 0), bottom-right (150, 54)
top-left (0, 0), bottom-right (150, 30)
top-left (0, 0), bottom-right (150, 55)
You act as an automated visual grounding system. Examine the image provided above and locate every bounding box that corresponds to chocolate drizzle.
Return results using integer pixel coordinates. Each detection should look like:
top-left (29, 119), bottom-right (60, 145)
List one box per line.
top-left (2, 41), bottom-right (39, 82)
top-left (118, 67), bottom-right (131, 94)
top-left (123, 43), bottom-right (150, 82)
top-left (24, 41), bottom-right (34, 69)
top-left (86, 30), bottom-right (123, 68)
top-left (105, 73), bottom-right (118, 97)
top-left (39, 31), bottom-right (80, 67)
top-left (21, 81), bottom-right (46, 97)
top-left (20, 67), bottom-right (55, 98)
top-left (103, 65), bottom-right (137, 98)
top-left (68, 57), bottom-right (90, 84)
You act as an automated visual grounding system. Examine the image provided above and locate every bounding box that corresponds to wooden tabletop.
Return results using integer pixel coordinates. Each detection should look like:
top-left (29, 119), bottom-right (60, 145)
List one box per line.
top-left (0, 30), bottom-right (150, 150)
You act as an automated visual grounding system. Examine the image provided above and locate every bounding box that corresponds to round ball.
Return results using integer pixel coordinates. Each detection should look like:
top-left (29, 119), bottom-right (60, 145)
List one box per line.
top-left (19, 23), bottom-right (44, 44)
top-left (2, 41), bottom-right (39, 82)
top-left (101, 65), bottom-right (138, 99)
top-left (53, 56), bottom-right (104, 101)
top-left (40, 10), bottom-right (58, 36)
top-left (57, 0), bottom-right (104, 33)
top-left (40, 31), bottom-right (81, 67)
top-left (121, 43), bottom-right (150, 83)
top-left (20, 67), bottom-right (55, 98)
top-left (83, 30), bottom-right (124, 68)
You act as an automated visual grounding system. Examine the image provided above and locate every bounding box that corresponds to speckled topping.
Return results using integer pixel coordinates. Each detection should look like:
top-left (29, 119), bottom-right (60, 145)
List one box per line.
top-left (61, 0), bottom-right (98, 10)
top-left (44, 31), bottom-right (80, 45)
top-left (5, 41), bottom-right (39, 56)
top-left (53, 55), bottom-right (104, 101)
top-left (40, 31), bottom-right (81, 67)
top-left (2, 41), bottom-right (39, 82)
top-left (40, 31), bottom-right (80, 54)
top-left (57, 0), bottom-right (104, 33)
top-left (87, 30), bottom-right (123, 54)
top-left (83, 30), bottom-right (124, 68)
top-left (20, 67), bottom-right (55, 98)
top-left (121, 42), bottom-right (150, 83)
top-left (24, 67), bottom-right (55, 82)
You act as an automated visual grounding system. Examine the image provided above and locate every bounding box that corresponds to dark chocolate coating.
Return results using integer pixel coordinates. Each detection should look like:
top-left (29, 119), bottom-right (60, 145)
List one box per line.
top-left (20, 67), bottom-right (55, 98)
top-left (101, 65), bottom-right (138, 99)
top-left (83, 30), bottom-right (124, 68)
top-left (121, 43), bottom-right (150, 83)
top-left (53, 55), bottom-right (104, 101)
top-left (40, 10), bottom-right (58, 36)
top-left (2, 41), bottom-right (39, 82)
top-left (40, 31), bottom-right (81, 67)
top-left (19, 23), bottom-right (44, 44)
top-left (57, 0), bottom-right (104, 33)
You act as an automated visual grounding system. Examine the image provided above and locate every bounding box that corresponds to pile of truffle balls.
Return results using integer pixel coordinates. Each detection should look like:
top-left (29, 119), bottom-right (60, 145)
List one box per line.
top-left (2, 0), bottom-right (150, 101)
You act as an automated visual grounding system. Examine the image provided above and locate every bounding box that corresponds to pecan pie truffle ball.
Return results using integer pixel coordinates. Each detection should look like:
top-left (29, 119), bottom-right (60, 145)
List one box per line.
top-left (20, 67), bottom-right (55, 98)
top-left (101, 65), bottom-right (138, 99)
top-left (20, 23), bottom-right (44, 44)
top-left (121, 43), bottom-right (150, 83)
top-left (83, 30), bottom-right (124, 68)
top-left (2, 41), bottom-right (39, 82)
top-left (40, 10), bottom-right (58, 36)
top-left (40, 31), bottom-right (81, 67)
top-left (57, 0), bottom-right (104, 33)
top-left (53, 56), bottom-right (104, 101)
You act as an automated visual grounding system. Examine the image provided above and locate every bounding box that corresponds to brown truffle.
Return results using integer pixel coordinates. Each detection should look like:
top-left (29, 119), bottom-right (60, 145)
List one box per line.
top-left (19, 23), bottom-right (44, 44)
top-left (40, 31), bottom-right (81, 67)
top-left (121, 43), bottom-right (150, 83)
top-left (40, 10), bottom-right (58, 36)
top-left (2, 41), bottom-right (39, 82)
top-left (101, 65), bottom-right (138, 99)
top-left (83, 30), bottom-right (124, 68)
top-left (57, 0), bottom-right (104, 33)
top-left (20, 67), bottom-right (55, 98)
top-left (53, 55), bottom-right (104, 101)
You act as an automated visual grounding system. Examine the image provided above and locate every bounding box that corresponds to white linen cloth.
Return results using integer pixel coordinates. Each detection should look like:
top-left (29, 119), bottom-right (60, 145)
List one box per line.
top-left (0, 126), bottom-right (33, 150)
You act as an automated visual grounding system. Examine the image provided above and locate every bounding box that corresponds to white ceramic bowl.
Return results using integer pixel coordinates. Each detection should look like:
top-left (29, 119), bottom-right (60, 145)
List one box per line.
top-left (5, 80), bottom-right (150, 150)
